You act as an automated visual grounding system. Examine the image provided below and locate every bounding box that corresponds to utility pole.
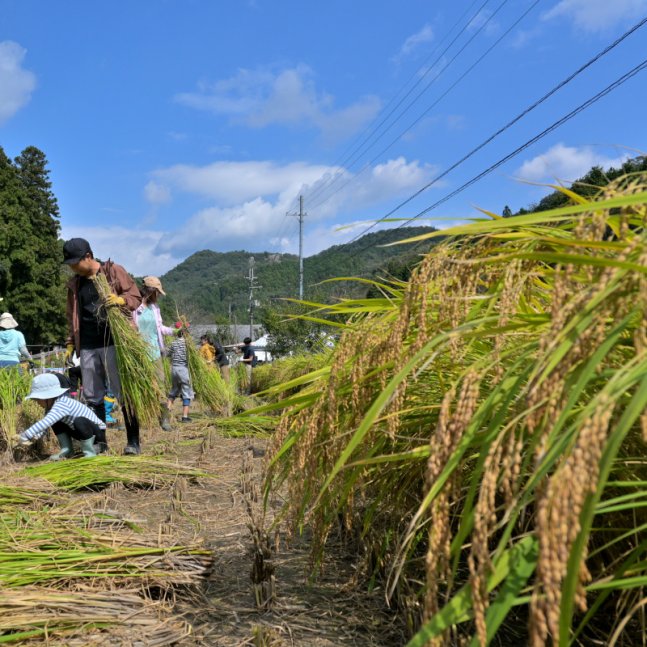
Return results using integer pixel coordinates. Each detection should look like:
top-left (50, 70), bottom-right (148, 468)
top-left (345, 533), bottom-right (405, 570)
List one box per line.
top-left (246, 256), bottom-right (261, 340)
top-left (290, 195), bottom-right (306, 299)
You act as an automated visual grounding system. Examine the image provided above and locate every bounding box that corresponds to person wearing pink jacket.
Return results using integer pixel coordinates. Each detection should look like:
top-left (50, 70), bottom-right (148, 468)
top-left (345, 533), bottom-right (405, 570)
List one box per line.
top-left (132, 276), bottom-right (175, 431)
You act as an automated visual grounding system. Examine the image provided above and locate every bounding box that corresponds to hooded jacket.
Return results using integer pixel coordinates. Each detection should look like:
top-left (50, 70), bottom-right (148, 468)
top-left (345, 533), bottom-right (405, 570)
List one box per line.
top-left (0, 329), bottom-right (30, 362)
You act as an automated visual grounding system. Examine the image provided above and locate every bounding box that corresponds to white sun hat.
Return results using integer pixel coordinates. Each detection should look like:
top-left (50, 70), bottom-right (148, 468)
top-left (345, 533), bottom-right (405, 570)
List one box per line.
top-left (25, 373), bottom-right (69, 400)
top-left (0, 312), bottom-right (19, 329)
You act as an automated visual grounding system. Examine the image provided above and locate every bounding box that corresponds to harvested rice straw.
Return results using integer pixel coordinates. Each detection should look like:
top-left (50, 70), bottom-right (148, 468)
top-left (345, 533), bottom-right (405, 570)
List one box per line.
top-left (21, 455), bottom-right (213, 491)
top-left (93, 273), bottom-right (163, 428)
top-left (0, 587), bottom-right (191, 646)
top-left (184, 332), bottom-right (235, 415)
top-left (0, 510), bottom-right (213, 588)
top-left (211, 414), bottom-right (276, 438)
top-left (0, 484), bottom-right (64, 508)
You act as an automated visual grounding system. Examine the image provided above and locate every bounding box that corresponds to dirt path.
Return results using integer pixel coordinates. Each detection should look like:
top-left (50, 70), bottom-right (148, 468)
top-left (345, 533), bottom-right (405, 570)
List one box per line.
top-left (64, 417), bottom-right (406, 646)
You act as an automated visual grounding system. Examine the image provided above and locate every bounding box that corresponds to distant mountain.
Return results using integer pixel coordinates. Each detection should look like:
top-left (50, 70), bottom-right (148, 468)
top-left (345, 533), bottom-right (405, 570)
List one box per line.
top-left (159, 226), bottom-right (438, 323)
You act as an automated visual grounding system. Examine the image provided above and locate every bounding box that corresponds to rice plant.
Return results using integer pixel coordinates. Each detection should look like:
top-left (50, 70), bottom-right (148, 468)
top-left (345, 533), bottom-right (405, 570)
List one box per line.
top-left (262, 175), bottom-right (647, 645)
top-left (94, 273), bottom-right (164, 428)
top-left (253, 352), bottom-right (331, 401)
top-left (0, 367), bottom-right (31, 451)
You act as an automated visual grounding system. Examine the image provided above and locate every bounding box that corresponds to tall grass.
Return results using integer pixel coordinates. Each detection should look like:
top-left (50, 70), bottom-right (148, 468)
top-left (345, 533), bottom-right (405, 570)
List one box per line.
top-left (261, 175), bottom-right (647, 645)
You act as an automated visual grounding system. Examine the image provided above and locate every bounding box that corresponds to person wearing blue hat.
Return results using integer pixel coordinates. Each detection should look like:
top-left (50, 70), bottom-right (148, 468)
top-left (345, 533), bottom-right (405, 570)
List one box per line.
top-left (18, 373), bottom-right (104, 460)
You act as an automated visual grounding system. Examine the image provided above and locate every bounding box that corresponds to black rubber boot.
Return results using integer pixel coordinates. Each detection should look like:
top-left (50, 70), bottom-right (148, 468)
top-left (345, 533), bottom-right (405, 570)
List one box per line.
top-left (88, 402), bottom-right (109, 453)
top-left (123, 408), bottom-right (141, 455)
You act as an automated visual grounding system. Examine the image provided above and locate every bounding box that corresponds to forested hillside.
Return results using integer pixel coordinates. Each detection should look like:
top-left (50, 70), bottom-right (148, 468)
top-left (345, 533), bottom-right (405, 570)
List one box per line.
top-left (159, 226), bottom-right (438, 322)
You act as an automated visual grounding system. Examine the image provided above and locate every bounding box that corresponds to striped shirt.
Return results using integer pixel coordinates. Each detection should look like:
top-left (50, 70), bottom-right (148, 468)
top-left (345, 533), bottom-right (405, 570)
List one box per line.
top-left (21, 396), bottom-right (106, 442)
top-left (168, 338), bottom-right (188, 367)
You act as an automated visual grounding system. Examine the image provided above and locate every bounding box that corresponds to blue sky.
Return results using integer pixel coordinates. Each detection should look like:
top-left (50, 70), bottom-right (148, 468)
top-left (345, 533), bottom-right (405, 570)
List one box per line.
top-left (1, 0), bottom-right (646, 275)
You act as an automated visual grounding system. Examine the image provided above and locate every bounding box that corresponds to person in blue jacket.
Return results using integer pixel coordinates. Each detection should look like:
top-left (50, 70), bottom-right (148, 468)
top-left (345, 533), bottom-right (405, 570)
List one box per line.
top-left (0, 312), bottom-right (32, 369)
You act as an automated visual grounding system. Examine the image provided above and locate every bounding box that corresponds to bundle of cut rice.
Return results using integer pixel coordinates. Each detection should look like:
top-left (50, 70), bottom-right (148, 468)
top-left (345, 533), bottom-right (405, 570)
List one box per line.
top-left (94, 273), bottom-right (163, 428)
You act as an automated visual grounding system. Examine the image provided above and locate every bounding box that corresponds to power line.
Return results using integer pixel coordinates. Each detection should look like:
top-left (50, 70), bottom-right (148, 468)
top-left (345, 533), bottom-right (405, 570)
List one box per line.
top-left (398, 55), bottom-right (647, 228)
top-left (307, 0), bottom-right (536, 214)
top-left (316, 0), bottom-right (508, 197)
top-left (342, 15), bottom-right (647, 247)
top-left (304, 0), bottom-right (491, 207)
top-left (345, 55), bottom-right (647, 282)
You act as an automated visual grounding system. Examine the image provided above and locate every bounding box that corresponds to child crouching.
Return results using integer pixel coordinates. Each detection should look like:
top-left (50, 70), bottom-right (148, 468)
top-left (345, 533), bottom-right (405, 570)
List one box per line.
top-left (166, 323), bottom-right (194, 423)
top-left (18, 373), bottom-right (105, 460)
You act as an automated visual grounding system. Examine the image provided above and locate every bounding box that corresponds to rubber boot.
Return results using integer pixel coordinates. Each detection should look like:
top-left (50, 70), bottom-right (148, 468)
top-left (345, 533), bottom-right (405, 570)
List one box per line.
top-left (123, 408), bottom-right (141, 455)
top-left (89, 402), bottom-right (109, 453)
top-left (50, 433), bottom-right (73, 461)
top-left (160, 404), bottom-right (172, 432)
top-left (79, 436), bottom-right (97, 458)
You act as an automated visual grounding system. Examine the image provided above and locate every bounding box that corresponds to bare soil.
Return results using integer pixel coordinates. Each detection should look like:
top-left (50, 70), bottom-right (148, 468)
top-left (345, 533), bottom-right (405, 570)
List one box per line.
top-left (11, 410), bottom-right (406, 646)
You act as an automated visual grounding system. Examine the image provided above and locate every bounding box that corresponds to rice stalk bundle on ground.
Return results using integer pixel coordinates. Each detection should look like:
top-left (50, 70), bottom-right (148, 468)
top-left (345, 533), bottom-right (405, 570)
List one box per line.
top-left (21, 455), bottom-right (213, 491)
top-left (0, 484), bottom-right (63, 509)
top-left (0, 367), bottom-right (31, 451)
top-left (0, 510), bottom-right (213, 588)
top-left (263, 174), bottom-right (647, 646)
top-left (185, 333), bottom-right (235, 415)
top-left (209, 415), bottom-right (277, 438)
top-left (0, 587), bottom-right (191, 645)
top-left (93, 273), bottom-right (163, 429)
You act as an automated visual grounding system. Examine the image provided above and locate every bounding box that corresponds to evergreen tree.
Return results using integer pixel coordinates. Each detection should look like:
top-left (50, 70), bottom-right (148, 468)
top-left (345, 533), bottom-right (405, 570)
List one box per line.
top-left (0, 145), bottom-right (66, 346)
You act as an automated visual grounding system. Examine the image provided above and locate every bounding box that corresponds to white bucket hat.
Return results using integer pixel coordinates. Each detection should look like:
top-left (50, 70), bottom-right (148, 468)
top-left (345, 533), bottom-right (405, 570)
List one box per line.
top-left (0, 312), bottom-right (18, 329)
top-left (25, 374), bottom-right (69, 400)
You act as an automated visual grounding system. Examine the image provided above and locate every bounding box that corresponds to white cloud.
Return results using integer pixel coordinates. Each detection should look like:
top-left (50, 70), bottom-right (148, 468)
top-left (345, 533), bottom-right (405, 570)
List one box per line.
top-left (60, 226), bottom-right (182, 277)
top-left (144, 180), bottom-right (172, 205)
top-left (152, 156), bottom-right (439, 258)
top-left (152, 160), bottom-right (338, 205)
top-left (175, 65), bottom-right (381, 143)
top-left (510, 27), bottom-right (542, 49)
top-left (542, 0), bottom-right (647, 31)
top-left (467, 9), bottom-right (500, 36)
top-left (393, 24), bottom-right (434, 62)
top-left (65, 156), bottom-right (441, 274)
top-left (0, 41), bottom-right (36, 125)
top-left (516, 143), bottom-right (630, 182)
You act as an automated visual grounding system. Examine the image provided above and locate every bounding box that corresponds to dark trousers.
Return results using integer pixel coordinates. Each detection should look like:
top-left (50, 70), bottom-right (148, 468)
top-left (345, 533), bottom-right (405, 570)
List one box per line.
top-left (68, 365), bottom-right (82, 392)
top-left (87, 401), bottom-right (140, 448)
top-left (51, 417), bottom-right (100, 441)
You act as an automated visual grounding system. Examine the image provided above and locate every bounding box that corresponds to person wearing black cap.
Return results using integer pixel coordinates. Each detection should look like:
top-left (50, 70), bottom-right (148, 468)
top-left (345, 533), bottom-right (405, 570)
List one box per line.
top-left (62, 237), bottom-right (143, 455)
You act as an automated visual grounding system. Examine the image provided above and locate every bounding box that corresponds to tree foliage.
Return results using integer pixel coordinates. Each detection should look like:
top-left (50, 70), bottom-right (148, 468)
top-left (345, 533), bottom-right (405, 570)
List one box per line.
top-left (511, 155), bottom-right (647, 215)
top-left (0, 145), bottom-right (66, 346)
top-left (159, 227), bottom-right (439, 323)
top-left (258, 302), bottom-right (335, 358)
